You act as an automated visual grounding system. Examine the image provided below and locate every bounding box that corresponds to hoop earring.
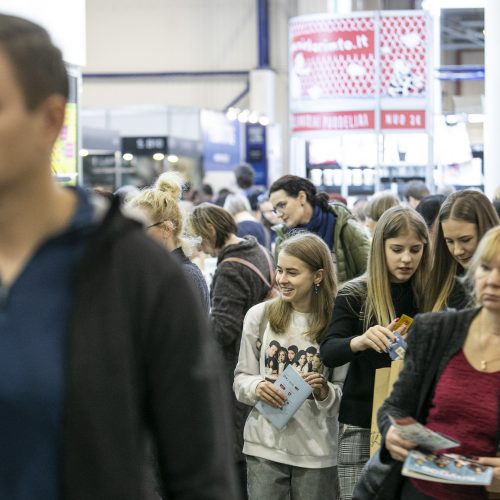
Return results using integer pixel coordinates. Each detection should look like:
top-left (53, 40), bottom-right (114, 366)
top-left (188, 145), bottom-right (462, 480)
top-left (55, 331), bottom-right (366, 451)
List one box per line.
top-left (314, 283), bottom-right (321, 295)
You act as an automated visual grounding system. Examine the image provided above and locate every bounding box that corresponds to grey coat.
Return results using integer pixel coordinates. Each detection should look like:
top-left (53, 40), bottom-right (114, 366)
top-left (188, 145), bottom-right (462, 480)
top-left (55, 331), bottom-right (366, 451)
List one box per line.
top-left (210, 236), bottom-right (274, 462)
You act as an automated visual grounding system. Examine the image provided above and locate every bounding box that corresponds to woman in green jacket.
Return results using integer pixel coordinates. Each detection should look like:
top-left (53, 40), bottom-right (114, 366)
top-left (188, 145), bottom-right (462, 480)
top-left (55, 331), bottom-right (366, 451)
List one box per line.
top-left (269, 175), bottom-right (370, 283)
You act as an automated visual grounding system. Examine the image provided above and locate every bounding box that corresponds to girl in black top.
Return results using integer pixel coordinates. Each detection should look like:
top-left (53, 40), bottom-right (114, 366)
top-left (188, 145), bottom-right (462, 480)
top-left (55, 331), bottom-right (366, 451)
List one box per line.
top-left (320, 206), bottom-right (431, 500)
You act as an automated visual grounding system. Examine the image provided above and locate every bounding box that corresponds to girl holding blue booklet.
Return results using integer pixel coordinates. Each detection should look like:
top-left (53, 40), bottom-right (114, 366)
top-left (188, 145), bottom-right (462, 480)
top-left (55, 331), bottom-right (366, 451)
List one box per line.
top-left (234, 233), bottom-right (346, 500)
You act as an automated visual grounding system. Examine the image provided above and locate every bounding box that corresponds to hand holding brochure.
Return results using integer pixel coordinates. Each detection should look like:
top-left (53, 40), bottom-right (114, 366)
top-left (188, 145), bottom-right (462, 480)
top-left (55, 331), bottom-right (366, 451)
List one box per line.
top-left (390, 416), bottom-right (493, 486)
top-left (255, 364), bottom-right (313, 430)
top-left (388, 332), bottom-right (408, 361)
top-left (403, 450), bottom-right (493, 486)
top-left (390, 416), bottom-right (459, 451)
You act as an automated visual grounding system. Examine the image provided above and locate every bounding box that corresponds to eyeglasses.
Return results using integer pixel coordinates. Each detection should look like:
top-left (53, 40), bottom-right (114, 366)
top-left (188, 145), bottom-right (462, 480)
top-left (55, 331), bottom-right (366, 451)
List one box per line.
top-left (272, 201), bottom-right (288, 215)
top-left (146, 221), bottom-right (166, 229)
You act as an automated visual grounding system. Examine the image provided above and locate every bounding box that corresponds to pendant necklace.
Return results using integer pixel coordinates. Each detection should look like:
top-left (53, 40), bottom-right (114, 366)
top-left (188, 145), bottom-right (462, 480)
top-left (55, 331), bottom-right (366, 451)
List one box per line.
top-left (478, 323), bottom-right (500, 371)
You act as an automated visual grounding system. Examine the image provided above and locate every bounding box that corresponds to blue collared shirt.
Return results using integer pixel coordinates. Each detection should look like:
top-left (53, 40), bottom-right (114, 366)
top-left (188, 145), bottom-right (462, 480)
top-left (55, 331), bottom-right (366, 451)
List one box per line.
top-left (0, 188), bottom-right (95, 499)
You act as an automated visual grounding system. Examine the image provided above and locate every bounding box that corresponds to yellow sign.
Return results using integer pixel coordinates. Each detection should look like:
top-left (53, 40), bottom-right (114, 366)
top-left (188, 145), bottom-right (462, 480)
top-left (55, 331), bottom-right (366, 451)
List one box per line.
top-left (51, 102), bottom-right (77, 183)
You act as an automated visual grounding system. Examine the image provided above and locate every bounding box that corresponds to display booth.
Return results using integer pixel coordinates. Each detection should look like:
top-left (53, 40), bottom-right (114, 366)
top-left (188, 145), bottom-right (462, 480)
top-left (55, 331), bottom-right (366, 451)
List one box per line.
top-left (289, 11), bottom-right (433, 199)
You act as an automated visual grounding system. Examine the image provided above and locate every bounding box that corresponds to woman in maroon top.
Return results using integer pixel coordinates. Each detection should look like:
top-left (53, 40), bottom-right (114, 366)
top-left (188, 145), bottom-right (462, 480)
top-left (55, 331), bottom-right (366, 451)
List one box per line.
top-left (380, 225), bottom-right (500, 499)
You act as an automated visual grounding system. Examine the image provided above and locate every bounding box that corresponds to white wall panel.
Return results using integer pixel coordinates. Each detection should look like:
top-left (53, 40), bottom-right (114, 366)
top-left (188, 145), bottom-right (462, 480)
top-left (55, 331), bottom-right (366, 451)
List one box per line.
top-left (0, 0), bottom-right (86, 65)
top-left (85, 0), bottom-right (256, 73)
top-left (82, 78), bottom-right (248, 110)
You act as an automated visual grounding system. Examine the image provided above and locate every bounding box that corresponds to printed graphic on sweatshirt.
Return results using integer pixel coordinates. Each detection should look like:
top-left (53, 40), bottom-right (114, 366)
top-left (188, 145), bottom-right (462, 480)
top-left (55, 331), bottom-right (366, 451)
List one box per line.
top-left (264, 341), bottom-right (325, 382)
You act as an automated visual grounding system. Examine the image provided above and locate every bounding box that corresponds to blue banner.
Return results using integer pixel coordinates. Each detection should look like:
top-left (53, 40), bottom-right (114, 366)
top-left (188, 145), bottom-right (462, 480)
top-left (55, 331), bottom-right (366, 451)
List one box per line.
top-left (246, 123), bottom-right (267, 186)
top-left (201, 110), bottom-right (241, 171)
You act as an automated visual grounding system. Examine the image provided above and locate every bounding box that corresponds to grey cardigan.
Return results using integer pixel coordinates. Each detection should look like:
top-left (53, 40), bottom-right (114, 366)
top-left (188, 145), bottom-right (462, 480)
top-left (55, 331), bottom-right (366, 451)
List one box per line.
top-left (378, 307), bottom-right (483, 455)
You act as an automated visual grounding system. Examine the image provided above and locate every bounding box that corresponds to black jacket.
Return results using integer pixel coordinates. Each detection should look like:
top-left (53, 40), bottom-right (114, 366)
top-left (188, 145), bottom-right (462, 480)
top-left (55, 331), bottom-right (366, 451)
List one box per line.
top-left (62, 200), bottom-right (238, 499)
top-left (320, 280), bottom-right (418, 428)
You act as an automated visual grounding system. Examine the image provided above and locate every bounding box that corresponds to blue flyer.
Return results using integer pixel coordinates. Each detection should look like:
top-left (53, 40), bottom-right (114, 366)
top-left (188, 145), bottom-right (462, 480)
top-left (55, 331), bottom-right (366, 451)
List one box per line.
top-left (255, 364), bottom-right (313, 430)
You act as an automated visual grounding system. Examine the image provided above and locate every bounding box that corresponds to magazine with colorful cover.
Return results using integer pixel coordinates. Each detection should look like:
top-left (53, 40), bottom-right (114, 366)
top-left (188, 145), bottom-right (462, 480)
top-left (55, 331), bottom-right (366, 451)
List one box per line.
top-left (255, 364), bottom-right (313, 430)
top-left (403, 450), bottom-right (493, 486)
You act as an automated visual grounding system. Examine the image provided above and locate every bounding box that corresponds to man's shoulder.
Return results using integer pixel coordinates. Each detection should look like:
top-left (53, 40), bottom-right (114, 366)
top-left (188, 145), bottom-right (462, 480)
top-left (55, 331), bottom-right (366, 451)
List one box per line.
top-left (83, 204), bottom-right (182, 280)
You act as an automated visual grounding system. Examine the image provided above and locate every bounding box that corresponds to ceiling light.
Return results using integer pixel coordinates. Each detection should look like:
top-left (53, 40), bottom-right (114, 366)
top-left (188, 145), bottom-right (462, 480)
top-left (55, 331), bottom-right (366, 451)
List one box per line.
top-left (226, 107), bottom-right (239, 121)
top-left (238, 109), bottom-right (250, 123)
top-left (258, 115), bottom-right (270, 126)
top-left (249, 112), bottom-right (259, 124)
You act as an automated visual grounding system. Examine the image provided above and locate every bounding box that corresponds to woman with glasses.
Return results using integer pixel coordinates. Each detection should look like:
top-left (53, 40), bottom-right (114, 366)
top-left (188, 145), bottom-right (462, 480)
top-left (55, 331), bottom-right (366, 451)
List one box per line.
top-left (127, 171), bottom-right (210, 313)
top-left (269, 175), bottom-right (369, 283)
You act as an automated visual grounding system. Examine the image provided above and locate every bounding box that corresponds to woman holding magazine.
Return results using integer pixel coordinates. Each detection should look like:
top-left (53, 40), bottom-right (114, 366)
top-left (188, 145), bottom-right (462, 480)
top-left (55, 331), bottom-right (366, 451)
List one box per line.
top-left (234, 233), bottom-right (346, 500)
top-left (320, 206), bottom-right (432, 499)
top-left (377, 225), bottom-right (500, 499)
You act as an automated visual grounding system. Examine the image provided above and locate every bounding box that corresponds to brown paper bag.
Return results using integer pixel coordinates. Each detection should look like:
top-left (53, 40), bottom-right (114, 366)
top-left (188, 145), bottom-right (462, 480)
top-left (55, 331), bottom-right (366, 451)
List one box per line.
top-left (370, 360), bottom-right (404, 456)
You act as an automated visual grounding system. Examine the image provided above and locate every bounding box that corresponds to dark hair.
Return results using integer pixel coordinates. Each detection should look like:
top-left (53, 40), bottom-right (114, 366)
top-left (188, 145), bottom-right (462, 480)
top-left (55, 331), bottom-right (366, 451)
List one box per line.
top-left (0, 14), bottom-right (69, 110)
top-left (269, 175), bottom-right (329, 211)
top-left (269, 340), bottom-right (280, 350)
top-left (288, 345), bottom-right (298, 354)
top-left (305, 346), bottom-right (317, 354)
top-left (202, 183), bottom-right (213, 196)
top-left (247, 187), bottom-right (265, 211)
top-left (213, 188), bottom-right (232, 207)
top-left (295, 350), bottom-right (307, 363)
top-left (234, 163), bottom-right (255, 189)
top-left (403, 180), bottom-right (430, 202)
top-left (415, 194), bottom-right (446, 229)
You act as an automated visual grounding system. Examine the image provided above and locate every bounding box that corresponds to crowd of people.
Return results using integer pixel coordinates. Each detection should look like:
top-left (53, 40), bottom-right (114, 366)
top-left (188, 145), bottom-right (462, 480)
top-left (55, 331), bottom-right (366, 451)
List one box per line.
top-left (126, 165), bottom-right (500, 499)
top-left (3, 12), bottom-right (500, 500)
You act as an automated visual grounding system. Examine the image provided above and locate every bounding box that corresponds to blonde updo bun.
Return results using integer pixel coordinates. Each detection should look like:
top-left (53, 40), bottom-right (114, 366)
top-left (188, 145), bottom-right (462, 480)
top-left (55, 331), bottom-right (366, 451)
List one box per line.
top-left (155, 171), bottom-right (185, 200)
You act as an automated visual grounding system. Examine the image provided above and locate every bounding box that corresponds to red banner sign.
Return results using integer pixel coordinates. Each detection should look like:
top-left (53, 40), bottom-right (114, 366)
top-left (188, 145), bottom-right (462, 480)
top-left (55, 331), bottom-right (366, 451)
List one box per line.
top-left (290, 13), bottom-right (428, 100)
top-left (381, 110), bottom-right (426, 130)
top-left (290, 17), bottom-right (376, 99)
top-left (380, 15), bottom-right (427, 97)
top-left (292, 111), bottom-right (375, 132)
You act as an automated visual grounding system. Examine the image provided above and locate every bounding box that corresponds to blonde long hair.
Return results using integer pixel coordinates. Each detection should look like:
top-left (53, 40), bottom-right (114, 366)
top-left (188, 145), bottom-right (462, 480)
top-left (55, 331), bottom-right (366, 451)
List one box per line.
top-left (344, 206), bottom-right (431, 331)
top-left (267, 233), bottom-right (337, 343)
top-left (425, 189), bottom-right (499, 311)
